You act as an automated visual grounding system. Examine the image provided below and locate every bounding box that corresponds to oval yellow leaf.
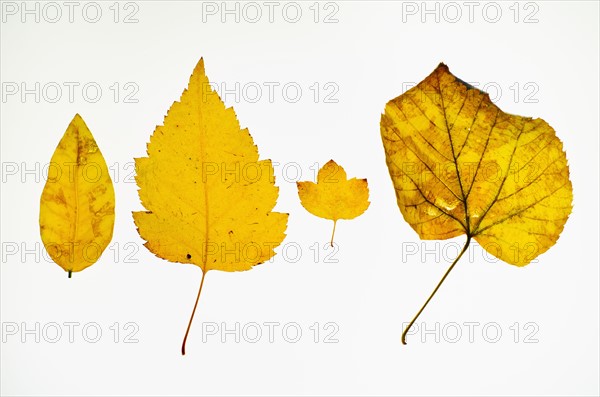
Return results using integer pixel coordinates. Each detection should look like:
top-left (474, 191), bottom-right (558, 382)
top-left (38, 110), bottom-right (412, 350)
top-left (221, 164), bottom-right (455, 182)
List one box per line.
top-left (39, 114), bottom-right (115, 277)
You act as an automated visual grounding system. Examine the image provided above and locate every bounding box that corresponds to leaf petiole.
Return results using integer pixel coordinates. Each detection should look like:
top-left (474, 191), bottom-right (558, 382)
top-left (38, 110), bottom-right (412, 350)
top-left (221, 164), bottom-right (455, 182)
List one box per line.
top-left (330, 220), bottom-right (337, 247)
top-left (401, 235), bottom-right (471, 345)
top-left (182, 270), bottom-right (207, 355)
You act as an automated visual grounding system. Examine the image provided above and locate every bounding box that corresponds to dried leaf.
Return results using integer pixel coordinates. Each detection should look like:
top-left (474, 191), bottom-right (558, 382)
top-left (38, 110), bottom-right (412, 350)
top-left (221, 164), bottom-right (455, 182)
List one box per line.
top-left (297, 160), bottom-right (369, 246)
top-left (39, 114), bottom-right (115, 277)
top-left (133, 58), bottom-right (288, 354)
top-left (380, 64), bottom-right (573, 343)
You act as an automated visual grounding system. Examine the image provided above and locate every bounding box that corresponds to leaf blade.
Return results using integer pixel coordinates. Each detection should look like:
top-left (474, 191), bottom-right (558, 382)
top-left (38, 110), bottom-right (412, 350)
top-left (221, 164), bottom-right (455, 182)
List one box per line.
top-left (133, 58), bottom-right (288, 273)
top-left (381, 64), bottom-right (573, 266)
top-left (39, 114), bottom-right (115, 275)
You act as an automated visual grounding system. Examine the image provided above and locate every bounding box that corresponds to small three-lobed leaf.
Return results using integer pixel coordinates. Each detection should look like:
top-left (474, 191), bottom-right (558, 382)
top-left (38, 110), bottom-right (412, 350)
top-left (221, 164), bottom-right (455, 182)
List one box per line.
top-left (297, 160), bottom-right (370, 246)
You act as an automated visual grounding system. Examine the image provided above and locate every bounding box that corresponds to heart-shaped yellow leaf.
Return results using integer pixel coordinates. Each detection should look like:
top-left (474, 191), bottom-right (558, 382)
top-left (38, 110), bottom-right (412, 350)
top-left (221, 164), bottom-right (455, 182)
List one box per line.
top-left (380, 63), bottom-right (573, 343)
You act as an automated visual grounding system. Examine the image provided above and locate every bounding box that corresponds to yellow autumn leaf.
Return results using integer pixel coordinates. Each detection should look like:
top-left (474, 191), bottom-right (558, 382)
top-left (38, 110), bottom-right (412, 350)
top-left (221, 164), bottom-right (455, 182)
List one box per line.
top-left (297, 160), bottom-right (370, 246)
top-left (133, 58), bottom-right (288, 355)
top-left (380, 63), bottom-right (573, 344)
top-left (39, 114), bottom-right (115, 277)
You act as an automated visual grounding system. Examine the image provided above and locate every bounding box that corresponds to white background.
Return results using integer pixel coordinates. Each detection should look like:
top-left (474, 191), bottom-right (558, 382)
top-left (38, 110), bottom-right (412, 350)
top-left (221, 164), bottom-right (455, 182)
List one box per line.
top-left (1, 1), bottom-right (599, 396)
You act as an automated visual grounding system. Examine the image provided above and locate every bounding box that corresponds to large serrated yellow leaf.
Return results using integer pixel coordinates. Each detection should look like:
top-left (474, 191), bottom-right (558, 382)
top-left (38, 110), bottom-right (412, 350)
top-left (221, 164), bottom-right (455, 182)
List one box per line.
top-left (133, 58), bottom-right (288, 354)
top-left (380, 63), bottom-right (573, 344)
top-left (39, 114), bottom-right (115, 277)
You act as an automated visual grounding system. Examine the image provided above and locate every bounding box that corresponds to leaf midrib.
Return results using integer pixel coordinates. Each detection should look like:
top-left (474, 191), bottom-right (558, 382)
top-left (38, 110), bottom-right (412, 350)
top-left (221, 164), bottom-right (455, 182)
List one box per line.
top-left (70, 125), bottom-right (80, 271)
top-left (434, 71), bottom-right (470, 235)
top-left (195, 75), bottom-right (210, 272)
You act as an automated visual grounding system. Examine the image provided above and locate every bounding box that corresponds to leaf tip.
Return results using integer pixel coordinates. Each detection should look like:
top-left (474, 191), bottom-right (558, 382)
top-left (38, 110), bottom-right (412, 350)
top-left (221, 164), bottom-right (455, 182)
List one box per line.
top-left (70, 113), bottom-right (85, 126)
top-left (194, 57), bottom-right (206, 75)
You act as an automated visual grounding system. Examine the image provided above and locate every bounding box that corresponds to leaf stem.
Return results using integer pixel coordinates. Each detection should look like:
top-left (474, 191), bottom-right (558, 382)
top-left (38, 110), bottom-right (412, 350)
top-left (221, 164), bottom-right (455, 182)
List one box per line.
top-left (68, 270), bottom-right (72, 278)
top-left (182, 270), bottom-right (207, 355)
top-left (402, 235), bottom-right (471, 345)
top-left (330, 220), bottom-right (337, 247)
